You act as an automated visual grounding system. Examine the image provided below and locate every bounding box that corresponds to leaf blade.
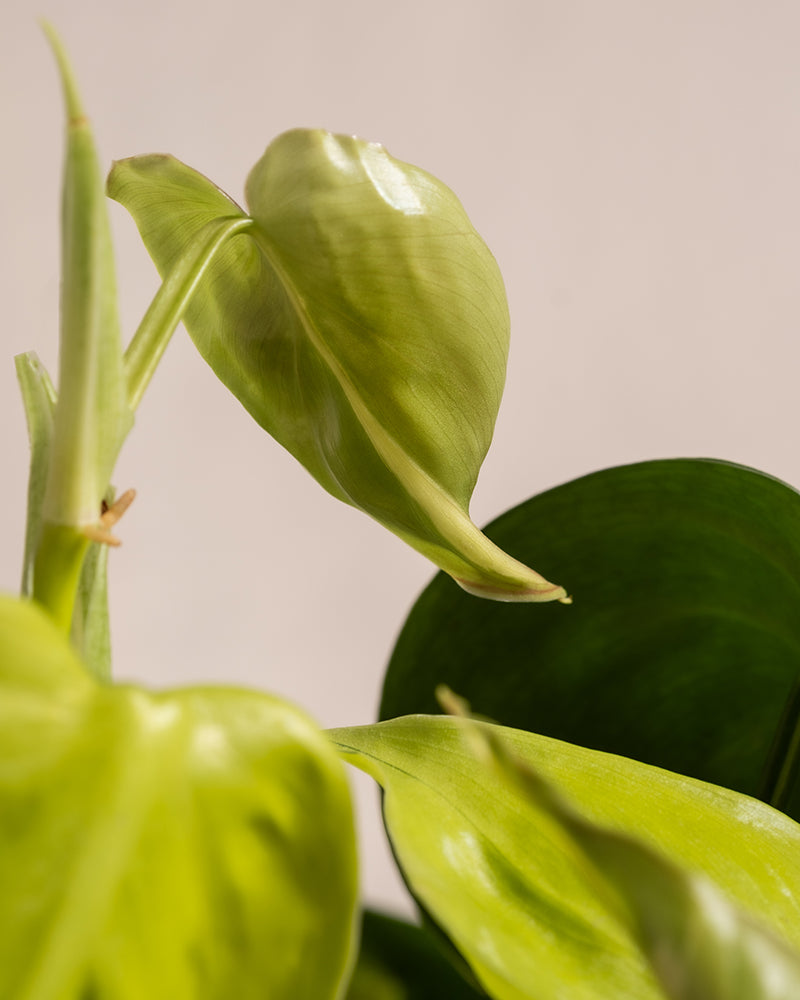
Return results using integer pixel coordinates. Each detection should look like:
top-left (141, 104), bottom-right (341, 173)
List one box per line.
top-left (108, 137), bottom-right (565, 602)
top-left (0, 594), bottom-right (358, 1000)
top-left (470, 714), bottom-right (800, 1000)
top-left (382, 459), bottom-right (800, 813)
top-left (330, 715), bottom-right (800, 1000)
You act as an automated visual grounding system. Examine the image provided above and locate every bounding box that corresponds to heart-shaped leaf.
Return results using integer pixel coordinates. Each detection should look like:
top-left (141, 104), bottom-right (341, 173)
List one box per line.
top-left (0, 595), bottom-right (358, 1000)
top-left (107, 134), bottom-right (565, 603)
top-left (382, 459), bottom-right (800, 817)
top-left (330, 715), bottom-right (800, 1000)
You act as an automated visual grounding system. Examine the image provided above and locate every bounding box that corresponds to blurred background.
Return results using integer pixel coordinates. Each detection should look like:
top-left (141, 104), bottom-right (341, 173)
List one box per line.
top-left (2, 0), bottom-right (799, 914)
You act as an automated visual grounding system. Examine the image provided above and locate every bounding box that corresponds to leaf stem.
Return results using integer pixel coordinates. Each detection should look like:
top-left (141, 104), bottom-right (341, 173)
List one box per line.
top-left (32, 523), bottom-right (90, 635)
top-left (124, 215), bottom-right (255, 411)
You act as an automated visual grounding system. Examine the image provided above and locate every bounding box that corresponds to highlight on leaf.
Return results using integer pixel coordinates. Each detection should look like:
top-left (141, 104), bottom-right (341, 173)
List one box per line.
top-left (329, 712), bottom-right (800, 1000)
top-left (443, 690), bottom-right (800, 1000)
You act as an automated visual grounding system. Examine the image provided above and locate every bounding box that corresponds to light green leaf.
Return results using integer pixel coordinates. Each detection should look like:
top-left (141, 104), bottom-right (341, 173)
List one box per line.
top-left (31, 28), bottom-right (133, 640)
top-left (466, 706), bottom-right (800, 1000)
top-left (107, 134), bottom-right (565, 602)
top-left (15, 352), bottom-right (57, 596)
top-left (329, 716), bottom-right (800, 1000)
top-left (0, 594), bottom-right (358, 1000)
top-left (42, 26), bottom-right (132, 529)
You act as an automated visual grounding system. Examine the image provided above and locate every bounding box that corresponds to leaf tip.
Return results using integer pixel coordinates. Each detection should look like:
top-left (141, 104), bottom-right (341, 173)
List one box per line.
top-left (454, 575), bottom-right (568, 604)
top-left (40, 21), bottom-right (86, 125)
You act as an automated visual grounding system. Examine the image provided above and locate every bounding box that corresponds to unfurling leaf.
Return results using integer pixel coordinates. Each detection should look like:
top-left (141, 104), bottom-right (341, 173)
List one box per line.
top-left (108, 133), bottom-right (565, 602)
top-left (42, 25), bottom-right (132, 530)
top-left (28, 27), bottom-right (133, 649)
top-left (330, 716), bottom-right (800, 1000)
top-left (0, 595), bottom-right (358, 1000)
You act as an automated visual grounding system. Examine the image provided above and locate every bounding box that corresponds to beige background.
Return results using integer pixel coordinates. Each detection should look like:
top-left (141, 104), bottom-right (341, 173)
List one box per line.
top-left (2, 0), bottom-right (799, 914)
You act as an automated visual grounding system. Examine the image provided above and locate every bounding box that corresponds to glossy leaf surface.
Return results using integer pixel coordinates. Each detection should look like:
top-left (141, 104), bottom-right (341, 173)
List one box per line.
top-left (108, 134), bottom-right (565, 602)
top-left (382, 459), bottom-right (800, 816)
top-left (467, 711), bottom-right (800, 1000)
top-left (330, 715), bottom-right (800, 1000)
top-left (0, 595), bottom-right (358, 1000)
top-left (345, 910), bottom-right (486, 1000)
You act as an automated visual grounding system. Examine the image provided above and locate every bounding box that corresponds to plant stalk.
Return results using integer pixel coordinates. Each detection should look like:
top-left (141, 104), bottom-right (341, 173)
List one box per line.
top-left (124, 216), bottom-right (255, 411)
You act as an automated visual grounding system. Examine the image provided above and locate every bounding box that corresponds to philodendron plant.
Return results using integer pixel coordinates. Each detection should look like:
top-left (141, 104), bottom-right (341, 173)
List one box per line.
top-left (4, 26), bottom-right (800, 1000)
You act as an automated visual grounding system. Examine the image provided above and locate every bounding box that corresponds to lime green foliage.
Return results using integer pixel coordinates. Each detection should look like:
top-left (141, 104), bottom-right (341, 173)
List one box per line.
top-left (330, 716), bottom-right (800, 1000)
top-left (0, 596), bottom-right (358, 1000)
top-left (466, 711), bottom-right (800, 1000)
top-left (107, 135), bottom-right (565, 602)
top-left (383, 458), bottom-right (800, 818)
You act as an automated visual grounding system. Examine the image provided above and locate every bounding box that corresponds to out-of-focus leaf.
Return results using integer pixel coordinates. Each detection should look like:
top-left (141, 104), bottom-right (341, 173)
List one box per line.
top-left (0, 594), bottom-right (358, 1000)
top-left (107, 134), bottom-right (565, 603)
top-left (468, 708), bottom-right (800, 1000)
top-left (345, 909), bottom-right (486, 1000)
top-left (381, 459), bottom-right (800, 818)
top-left (15, 352), bottom-right (57, 596)
top-left (329, 715), bottom-right (800, 1000)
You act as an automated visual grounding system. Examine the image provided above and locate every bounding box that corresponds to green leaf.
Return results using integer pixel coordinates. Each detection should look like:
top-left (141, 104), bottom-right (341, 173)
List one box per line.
top-left (345, 910), bottom-right (486, 1000)
top-left (460, 705), bottom-right (800, 1000)
top-left (381, 459), bottom-right (800, 818)
top-left (329, 715), bottom-right (800, 1000)
top-left (42, 26), bottom-right (132, 529)
top-left (107, 133), bottom-right (565, 603)
top-left (0, 594), bottom-right (358, 1000)
top-left (15, 352), bottom-right (57, 596)
top-left (32, 28), bottom-right (133, 639)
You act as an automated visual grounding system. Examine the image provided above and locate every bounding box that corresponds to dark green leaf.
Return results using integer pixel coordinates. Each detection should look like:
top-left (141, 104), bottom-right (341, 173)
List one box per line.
top-left (345, 910), bottom-right (486, 1000)
top-left (382, 459), bottom-right (800, 817)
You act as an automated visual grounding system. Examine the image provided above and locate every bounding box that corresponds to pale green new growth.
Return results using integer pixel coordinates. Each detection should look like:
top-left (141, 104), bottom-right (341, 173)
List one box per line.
top-left (40, 24), bottom-right (132, 530)
top-left (108, 135), bottom-right (567, 602)
top-left (29, 27), bottom-right (133, 643)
